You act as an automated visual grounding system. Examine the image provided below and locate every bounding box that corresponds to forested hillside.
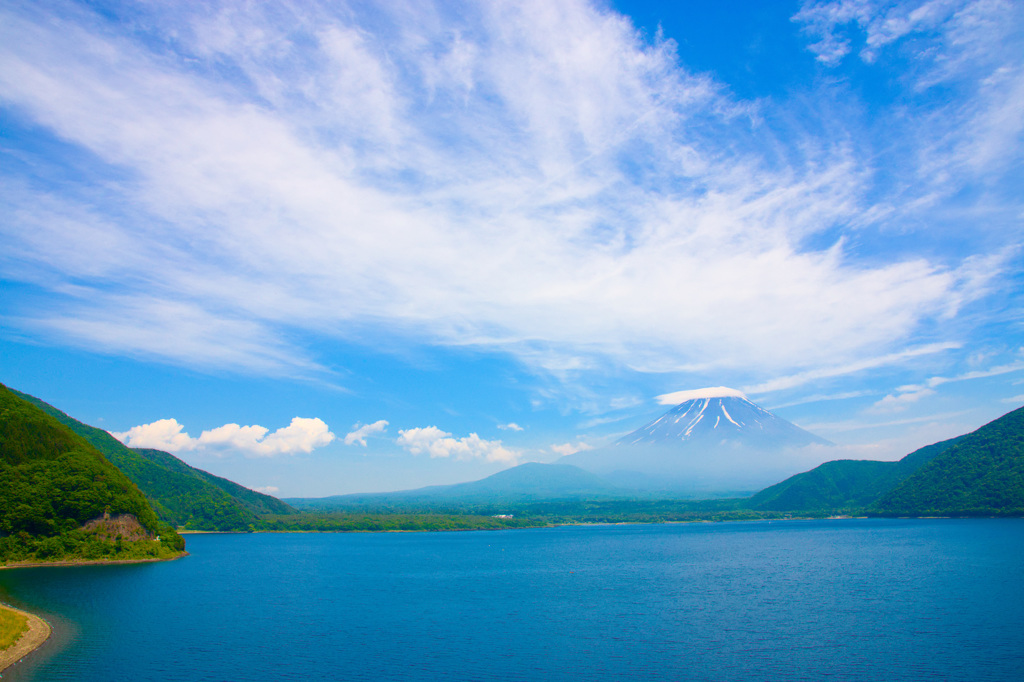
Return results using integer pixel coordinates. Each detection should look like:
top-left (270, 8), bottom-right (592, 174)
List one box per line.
top-left (14, 390), bottom-right (294, 531)
top-left (748, 437), bottom-right (962, 512)
top-left (0, 383), bottom-right (184, 564)
top-left (874, 406), bottom-right (1024, 516)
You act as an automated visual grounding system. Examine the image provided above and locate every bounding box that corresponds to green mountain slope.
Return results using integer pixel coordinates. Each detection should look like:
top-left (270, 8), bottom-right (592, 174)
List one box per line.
top-left (132, 448), bottom-right (294, 516)
top-left (748, 436), bottom-right (963, 512)
top-left (748, 460), bottom-right (905, 511)
top-left (13, 389), bottom-right (294, 530)
top-left (0, 383), bottom-right (184, 563)
top-left (874, 406), bottom-right (1024, 516)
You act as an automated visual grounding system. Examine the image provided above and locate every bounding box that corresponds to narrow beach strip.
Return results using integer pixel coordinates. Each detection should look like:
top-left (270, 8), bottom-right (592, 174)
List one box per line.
top-left (0, 603), bottom-right (52, 675)
top-left (0, 551), bottom-right (188, 571)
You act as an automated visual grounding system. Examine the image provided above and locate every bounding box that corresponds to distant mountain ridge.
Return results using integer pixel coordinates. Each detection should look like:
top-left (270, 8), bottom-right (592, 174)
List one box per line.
top-left (287, 462), bottom-right (632, 512)
top-left (13, 389), bottom-right (295, 530)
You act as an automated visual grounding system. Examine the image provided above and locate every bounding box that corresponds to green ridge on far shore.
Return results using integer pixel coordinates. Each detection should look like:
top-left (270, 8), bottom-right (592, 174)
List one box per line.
top-left (874, 405), bottom-right (1024, 516)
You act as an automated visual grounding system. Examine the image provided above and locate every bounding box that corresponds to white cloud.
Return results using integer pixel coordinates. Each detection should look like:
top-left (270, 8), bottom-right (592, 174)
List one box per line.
top-left (344, 420), bottom-right (389, 446)
top-left (254, 486), bottom-right (279, 495)
top-left (655, 387), bottom-right (747, 406)
top-left (869, 387), bottom-right (937, 413)
top-left (112, 418), bottom-right (195, 452)
top-left (744, 343), bottom-right (961, 395)
top-left (112, 417), bottom-right (335, 457)
top-left (497, 422), bottom-right (524, 431)
top-left (0, 0), bottom-right (1018, 400)
top-left (793, 0), bottom-right (963, 66)
top-left (922, 361), bottom-right (1024, 389)
top-left (869, 359), bottom-right (1024, 411)
top-left (550, 442), bottom-right (594, 457)
top-left (396, 426), bottom-right (518, 463)
top-left (793, 0), bottom-right (1024, 195)
top-left (766, 391), bottom-right (873, 410)
top-left (804, 409), bottom-right (973, 434)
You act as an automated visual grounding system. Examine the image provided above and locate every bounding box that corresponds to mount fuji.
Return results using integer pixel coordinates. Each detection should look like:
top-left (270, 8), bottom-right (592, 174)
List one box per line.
top-left (618, 387), bottom-right (831, 450)
top-left (560, 387), bottom-right (833, 494)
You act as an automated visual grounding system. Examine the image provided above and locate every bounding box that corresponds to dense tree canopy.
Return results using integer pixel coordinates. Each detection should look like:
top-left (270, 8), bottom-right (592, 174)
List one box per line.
top-left (0, 383), bottom-right (184, 563)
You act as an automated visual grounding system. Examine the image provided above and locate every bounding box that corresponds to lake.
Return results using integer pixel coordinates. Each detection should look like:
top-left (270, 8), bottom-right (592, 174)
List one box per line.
top-left (1, 519), bottom-right (1022, 681)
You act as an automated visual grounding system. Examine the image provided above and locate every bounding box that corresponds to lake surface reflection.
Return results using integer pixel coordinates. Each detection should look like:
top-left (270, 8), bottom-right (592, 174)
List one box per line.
top-left (2, 519), bottom-right (1022, 681)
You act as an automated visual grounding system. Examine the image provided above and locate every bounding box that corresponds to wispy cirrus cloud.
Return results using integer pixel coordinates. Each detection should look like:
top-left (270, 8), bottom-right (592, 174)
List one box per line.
top-left (344, 420), bottom-right (389, 446)
top-left (0, 0), bottom-right (1019, 404)
top-left (870, 359), bottom-right (1024, 412)
top-left (743, 343), bottom-right (962, 395)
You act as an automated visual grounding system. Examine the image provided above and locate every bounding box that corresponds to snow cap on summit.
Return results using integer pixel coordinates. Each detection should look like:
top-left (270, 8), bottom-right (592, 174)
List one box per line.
top-left (655, 386), bottom-right (748, 405)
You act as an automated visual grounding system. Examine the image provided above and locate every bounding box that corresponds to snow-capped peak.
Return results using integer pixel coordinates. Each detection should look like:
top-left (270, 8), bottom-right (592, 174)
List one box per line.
top-left (655, 386), bottom-right (747, 405)
top-left (617, 393), bottom-right (832, 449)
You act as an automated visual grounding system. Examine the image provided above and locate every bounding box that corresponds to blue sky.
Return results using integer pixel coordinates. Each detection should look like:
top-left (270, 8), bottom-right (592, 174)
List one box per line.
top-left (1, 0), bottom-right (1022, 497)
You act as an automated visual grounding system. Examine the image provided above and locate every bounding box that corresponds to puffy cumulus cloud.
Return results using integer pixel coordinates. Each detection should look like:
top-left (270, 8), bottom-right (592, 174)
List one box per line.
top-left (344, 420), bottom-right (389, 446)
top-left (216, 418), bottom-right (335, 456)
top-left (497, 422), bottom-right (524, 431)
top-left (112, 418), bottom-right (195, 452)
top-left (396, 427), bottom-right (518, 463)
top-left (113, 417), bottom-right (335, 457)
top-left (550, 442), bottom-right (593, 457)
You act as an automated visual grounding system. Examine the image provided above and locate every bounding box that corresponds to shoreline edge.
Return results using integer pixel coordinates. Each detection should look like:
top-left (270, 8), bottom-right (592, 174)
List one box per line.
top-left (0, 603), bottom-right (51, 675)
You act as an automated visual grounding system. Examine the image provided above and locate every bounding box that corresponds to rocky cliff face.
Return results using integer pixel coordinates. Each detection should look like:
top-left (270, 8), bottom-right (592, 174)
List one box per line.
top-left (81, 513), bottom-right (152, 542)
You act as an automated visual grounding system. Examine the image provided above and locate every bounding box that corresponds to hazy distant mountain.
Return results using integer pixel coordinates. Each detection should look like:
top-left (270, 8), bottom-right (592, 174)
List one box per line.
top-left (561, 387), bottom-right (832, 493)
top-left (288, 462), bottom-right (632, 511)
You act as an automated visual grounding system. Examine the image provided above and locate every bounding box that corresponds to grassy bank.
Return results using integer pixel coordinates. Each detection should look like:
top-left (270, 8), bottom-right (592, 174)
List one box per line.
top-left (0, 602), bottom-right (51, 675)
top-left (0, 606), bottom-right (28, 651)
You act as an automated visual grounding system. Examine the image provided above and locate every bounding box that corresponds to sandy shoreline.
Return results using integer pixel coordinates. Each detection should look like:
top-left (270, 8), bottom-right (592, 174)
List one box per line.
top-left (0, 603), bottom-right (51, 675)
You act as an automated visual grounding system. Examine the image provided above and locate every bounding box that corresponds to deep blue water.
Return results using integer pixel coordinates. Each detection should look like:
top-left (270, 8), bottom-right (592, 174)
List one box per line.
top-left (1, 519), bottom-right (1023, 681)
